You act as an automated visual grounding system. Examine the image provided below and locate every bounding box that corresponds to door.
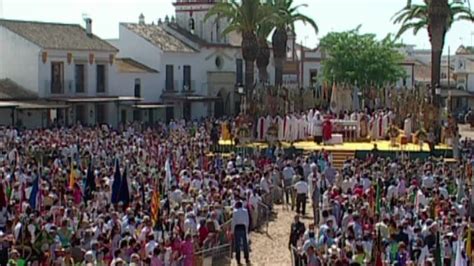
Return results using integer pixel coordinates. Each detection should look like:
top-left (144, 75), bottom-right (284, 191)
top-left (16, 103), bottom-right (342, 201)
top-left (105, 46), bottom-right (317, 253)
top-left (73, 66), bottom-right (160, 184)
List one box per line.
top-left (166, 65), bottom-right (174, 91)
top-left (134, 79), bottom-right (141, 97)
top-left (95, 104), bottom-right (106, 125)
top-left (183, 65), bottom-right (191, 91)
top-left (75, 105), bottom-right (86, 125)
top-left (121, 109), bottom-right (127, 124)
top-left (183, 102), bottom-right (192, 121)
top-left (214, 91), bottom-right (225, 118)
top-left (148, 109), bottom-right (154, 124)
top-left (51, 62), bottom-right (64, 94)
top-left (165, 106), bottom-right (174, 123)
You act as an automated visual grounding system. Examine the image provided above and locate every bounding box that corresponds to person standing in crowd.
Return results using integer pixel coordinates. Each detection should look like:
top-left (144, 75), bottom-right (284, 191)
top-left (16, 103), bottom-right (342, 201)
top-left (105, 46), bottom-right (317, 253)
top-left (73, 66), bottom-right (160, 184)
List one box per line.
top-left (231, 201), bottom-right (250, 265)
top-left (288, 214), bottom-right (305, 266)
top-left (294, 177), bottom-right (308, 216)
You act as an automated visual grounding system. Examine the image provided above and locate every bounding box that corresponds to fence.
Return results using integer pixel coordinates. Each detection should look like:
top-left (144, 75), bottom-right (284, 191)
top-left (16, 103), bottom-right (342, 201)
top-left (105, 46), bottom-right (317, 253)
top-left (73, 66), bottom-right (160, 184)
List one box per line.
top-left (194, 243), bottom-right (232, 266)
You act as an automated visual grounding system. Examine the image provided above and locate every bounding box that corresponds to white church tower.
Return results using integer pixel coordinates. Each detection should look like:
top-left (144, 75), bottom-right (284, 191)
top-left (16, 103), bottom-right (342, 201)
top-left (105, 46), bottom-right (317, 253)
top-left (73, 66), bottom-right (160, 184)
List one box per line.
top-left (173, 0), bottom-right (230, 44)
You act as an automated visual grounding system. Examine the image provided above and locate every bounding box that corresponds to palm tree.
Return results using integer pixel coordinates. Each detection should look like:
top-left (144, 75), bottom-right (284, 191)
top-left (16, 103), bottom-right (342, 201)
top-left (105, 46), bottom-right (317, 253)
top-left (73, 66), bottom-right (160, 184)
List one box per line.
top-left (270, 0), bottom-right (318, 87)
top-left (256, 20), bottom-right (273, 84)
top-left (206, 0), bottom-right (269, 96)
top-left (393, 0), bottom-right (473, 97)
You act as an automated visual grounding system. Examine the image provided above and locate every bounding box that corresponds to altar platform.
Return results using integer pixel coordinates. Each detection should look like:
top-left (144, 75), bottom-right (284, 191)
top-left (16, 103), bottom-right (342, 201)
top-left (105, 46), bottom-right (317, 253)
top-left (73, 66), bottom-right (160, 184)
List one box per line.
top-left (215, 139), bottom-right (453, 167)
top-left (218, 139), bottom-right (451, 152)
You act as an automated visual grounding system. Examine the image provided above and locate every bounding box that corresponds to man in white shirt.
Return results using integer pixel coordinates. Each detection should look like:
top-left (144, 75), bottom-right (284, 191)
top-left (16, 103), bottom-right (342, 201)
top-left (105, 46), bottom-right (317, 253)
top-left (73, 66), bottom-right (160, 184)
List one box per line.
top-left (231, 201), bottom-right (250, 265)
top-left (294, 177), bottom-right (308, 216)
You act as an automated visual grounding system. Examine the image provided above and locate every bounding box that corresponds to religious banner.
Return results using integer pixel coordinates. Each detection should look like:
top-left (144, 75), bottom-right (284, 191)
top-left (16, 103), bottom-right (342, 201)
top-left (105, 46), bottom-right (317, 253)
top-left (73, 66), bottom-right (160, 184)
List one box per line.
top-left (67, 53), bottom-right (73, 65)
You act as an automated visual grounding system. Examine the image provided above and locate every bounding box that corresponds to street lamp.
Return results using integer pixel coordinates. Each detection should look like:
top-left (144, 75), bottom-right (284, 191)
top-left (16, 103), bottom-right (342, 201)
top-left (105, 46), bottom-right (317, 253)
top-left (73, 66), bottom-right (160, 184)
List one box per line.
top-left (237, 85), bottom-right (246, 115)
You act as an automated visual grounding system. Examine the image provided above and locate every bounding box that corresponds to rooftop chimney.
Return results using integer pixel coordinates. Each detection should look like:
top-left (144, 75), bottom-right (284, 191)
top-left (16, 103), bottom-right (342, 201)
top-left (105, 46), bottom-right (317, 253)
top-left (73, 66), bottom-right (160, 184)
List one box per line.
top-left (139, 13), bottom-right (145, 25)
top-left (84, 17), bottom-right (92, 36)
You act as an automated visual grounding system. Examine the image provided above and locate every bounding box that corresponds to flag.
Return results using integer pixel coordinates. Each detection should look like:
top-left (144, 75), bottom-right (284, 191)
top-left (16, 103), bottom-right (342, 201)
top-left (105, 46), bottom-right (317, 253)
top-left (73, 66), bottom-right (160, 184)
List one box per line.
top-left (329, 82), bottom-right (339, 114)
top-left (165, 158), bottom-right (172, 191)
top-left (29, 174), bottom-right (40, 210)
top-left (118, 165), bottom-right (130, 205)
top-left (84, 159), bottom-right (96, 203)
top-left (0, 181), bottom-right (7, 209)
top-left (372, 229), bottom-right (383, 266)
top-left (434, 231), bottom-right (443, 266)
top-left (68, 159), bottom-right (77, 190)
top-left (455, 237), bottom-right (466, 266)
top-left (375, 179), bottom-right (381, 216)
top-left (111, 159), bottom-right (121, 204)
top-left (467, 225), bottom-right (472, 261)
top-left (151, 181), bottom-right (160, 226)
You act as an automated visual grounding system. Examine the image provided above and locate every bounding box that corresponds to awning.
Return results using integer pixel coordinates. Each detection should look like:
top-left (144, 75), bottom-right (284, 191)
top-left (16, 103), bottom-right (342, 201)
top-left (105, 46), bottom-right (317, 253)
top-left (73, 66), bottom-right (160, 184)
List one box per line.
top-left (132, 103), bottom-right (172, 109)
top-left (50, 96), bottom-right (143, 103)
top-left (17, 102), bottom-right (70, 110)
top-left (161, 94), bottom-right (219, 102)
top-left (0, 101), bottom-right (70, 109)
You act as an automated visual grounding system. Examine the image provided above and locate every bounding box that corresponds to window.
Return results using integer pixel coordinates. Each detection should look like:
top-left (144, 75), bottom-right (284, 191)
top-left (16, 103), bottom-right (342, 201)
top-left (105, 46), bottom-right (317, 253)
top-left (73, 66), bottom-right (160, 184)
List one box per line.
top-left (51, 62), bottom-right (64, 94)
top-left (403, 78), bottom-right (407, 87)
top-left (96, 64), bottom-right (106, 93)
top-left (236, 59), bottom-right (243, 85)
top-left (183, 65), bottom-right (191, 91)
top-left (166, 65), bottom-right (174, 91)
top-left (309, 69), bottom-right (318, 87)
top-left (134, 78), bottom-right (141, 97)
top-left (215, 20), bottom-right (220, 42)
top-left (75, 64), bottom-right (85, 93)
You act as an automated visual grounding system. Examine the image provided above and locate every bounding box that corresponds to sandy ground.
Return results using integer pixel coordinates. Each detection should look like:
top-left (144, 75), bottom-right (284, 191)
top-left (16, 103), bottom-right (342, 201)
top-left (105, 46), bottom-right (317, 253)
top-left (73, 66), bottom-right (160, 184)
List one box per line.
top-left (230, 204), bottom-right (314, 266)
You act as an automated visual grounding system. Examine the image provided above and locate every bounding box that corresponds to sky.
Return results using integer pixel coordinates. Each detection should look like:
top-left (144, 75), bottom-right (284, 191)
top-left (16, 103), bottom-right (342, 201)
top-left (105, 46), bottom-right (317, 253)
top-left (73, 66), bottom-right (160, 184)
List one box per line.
top-left (0, 0), bottom-right (473, 54)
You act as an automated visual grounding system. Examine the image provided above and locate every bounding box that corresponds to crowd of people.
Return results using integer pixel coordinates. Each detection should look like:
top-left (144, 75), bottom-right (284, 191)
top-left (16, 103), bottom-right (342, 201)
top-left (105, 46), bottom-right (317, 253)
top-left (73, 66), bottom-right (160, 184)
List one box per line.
top-left (0, 121), bottom-right (275, 266)
top-left (285, 152), bottom-right (474, 265)
top-left (0, 110), bottom-right (472, 266)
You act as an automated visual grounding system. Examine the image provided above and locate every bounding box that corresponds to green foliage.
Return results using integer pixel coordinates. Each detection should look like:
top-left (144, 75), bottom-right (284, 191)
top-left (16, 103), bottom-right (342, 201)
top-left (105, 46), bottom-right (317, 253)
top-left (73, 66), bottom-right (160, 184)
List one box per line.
top-left (205, 0), bottom-right (271, 36)
top-left (392, 0), bottom-right (474, 39)
top-left (319, 28), bottom-right (406, 86)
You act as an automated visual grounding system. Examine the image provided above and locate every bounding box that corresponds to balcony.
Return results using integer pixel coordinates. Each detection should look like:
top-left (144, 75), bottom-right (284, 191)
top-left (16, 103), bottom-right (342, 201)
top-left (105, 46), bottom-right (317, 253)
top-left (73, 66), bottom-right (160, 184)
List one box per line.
top-left (164, 80), bottom-right (196, 93)
top-left (43, 80), bottom-right (74, 97)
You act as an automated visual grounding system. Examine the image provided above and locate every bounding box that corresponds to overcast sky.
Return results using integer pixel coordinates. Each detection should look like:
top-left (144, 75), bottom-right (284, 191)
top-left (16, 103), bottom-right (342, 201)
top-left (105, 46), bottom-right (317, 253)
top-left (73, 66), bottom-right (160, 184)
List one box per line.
top-left (1, 0), bottom-right (472, 54)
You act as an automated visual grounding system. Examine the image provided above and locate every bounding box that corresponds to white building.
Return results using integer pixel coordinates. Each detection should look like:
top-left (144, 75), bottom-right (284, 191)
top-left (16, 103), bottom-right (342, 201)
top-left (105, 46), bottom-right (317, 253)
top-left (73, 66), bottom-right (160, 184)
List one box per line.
top-left (0, 18), bottom-right (145, 127)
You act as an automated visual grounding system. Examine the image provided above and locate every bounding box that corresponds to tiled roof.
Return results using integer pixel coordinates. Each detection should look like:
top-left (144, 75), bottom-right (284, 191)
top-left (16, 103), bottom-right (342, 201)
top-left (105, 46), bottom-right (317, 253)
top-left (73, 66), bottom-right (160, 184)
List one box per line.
top-left (115, 58), bottom-right (158, 73)
top-left (0, 79), bottom-right (38, 100)
top-left (0, 19), bottom-right (118, 52)
top-left (123, 23), bottom-right (197, 53)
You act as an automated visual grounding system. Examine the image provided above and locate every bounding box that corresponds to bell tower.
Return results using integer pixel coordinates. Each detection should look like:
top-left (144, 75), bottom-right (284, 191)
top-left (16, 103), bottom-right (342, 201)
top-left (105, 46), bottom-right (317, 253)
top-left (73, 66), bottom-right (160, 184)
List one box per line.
top-left (173, 0), bottom-right (228, 44)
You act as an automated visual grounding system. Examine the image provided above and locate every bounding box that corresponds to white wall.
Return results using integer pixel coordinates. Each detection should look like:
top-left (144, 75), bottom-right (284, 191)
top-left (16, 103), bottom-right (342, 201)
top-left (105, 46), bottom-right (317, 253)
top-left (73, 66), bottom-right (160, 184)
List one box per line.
top-left (0, 27), bottom-right (41, 93)
top-left (110, 71), bottom-right (161, 102)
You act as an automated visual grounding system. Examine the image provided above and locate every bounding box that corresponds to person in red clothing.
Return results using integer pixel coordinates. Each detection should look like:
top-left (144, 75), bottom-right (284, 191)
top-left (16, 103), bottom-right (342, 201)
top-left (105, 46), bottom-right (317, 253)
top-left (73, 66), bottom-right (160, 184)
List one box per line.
top-left (198, 219), bottom-right (209, 247)
top-left (322, 117), bottom-right (333, 143)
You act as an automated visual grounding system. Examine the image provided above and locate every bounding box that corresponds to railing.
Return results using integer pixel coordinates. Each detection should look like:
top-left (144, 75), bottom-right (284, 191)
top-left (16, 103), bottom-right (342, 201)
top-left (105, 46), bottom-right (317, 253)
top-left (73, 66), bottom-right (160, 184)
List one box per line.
top-left (194, 243), bottom-right (232, 266)
top-left (164, 80), bottom-right (197, 93)
top-left (43, 80), bottom-right (74, 96)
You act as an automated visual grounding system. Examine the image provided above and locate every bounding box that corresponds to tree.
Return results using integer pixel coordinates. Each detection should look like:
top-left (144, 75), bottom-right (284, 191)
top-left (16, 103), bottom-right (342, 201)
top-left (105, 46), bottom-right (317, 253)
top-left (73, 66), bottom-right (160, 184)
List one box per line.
top-left (319, 28), bottom-right (406, 86)
top-left (206, 0), bottom-right (270, 95)
top-left (256, 19), bottom-right (273, 84)
top-left (393, 0), bottom-right (473, 97)
top-left (270, 0), bottom-right (318, 87)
